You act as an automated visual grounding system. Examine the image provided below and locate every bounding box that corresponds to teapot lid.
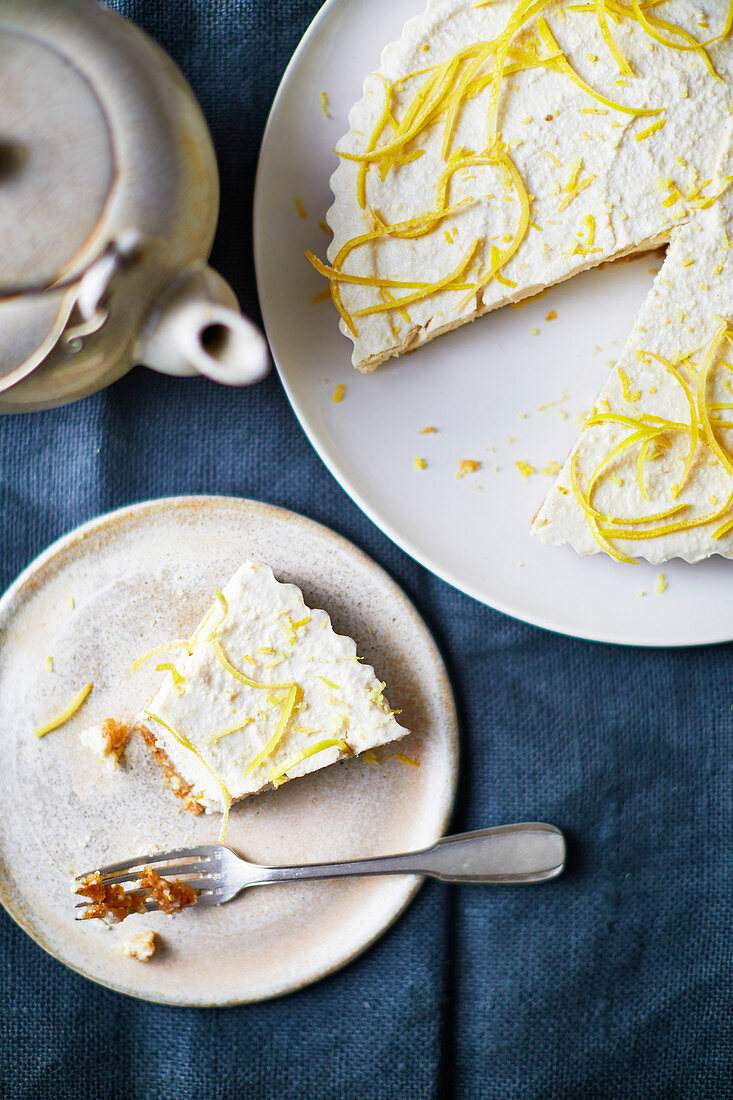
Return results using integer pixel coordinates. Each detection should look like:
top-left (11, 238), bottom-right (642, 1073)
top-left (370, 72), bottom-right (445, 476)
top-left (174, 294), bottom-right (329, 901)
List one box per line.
top-left (0, 28), bottom-right (115, 289)
top-left (0, 24), bottom-right (116, 387)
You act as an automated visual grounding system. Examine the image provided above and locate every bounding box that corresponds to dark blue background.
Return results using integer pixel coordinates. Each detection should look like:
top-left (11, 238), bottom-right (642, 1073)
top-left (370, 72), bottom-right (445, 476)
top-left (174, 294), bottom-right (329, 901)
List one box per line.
top-left (1, 2), bottom-right (731, 1097)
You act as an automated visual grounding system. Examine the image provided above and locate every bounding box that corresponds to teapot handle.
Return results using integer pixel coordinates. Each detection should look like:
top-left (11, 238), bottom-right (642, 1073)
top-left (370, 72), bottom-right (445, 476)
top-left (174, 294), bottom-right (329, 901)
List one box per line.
top-left (136, 265), bottom-right (270, 386)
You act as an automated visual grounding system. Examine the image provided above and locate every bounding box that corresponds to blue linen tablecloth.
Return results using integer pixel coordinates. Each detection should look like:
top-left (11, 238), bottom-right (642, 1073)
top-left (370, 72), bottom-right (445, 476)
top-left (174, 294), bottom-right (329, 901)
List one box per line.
top-left (1, 2), bottom-right (731, 1096)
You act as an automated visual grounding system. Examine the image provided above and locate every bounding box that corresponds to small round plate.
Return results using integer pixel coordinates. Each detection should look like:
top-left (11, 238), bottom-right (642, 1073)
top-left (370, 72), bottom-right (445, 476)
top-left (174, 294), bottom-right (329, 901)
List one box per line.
top-left (0, 496), bottom-right (458, 1005)
top-left (254, 0), bottom-right (733, 647)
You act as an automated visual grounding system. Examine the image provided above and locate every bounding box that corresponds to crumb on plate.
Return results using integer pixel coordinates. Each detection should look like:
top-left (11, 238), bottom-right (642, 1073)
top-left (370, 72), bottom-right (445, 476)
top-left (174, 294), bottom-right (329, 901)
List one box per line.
top-left (121, 930), bottom-right (157, 962)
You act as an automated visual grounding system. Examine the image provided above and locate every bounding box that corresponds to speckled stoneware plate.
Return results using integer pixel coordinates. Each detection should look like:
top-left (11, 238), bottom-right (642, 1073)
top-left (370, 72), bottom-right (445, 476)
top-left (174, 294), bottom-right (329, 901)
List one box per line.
top-left (254, 0), bottom-right (733, 647)
top-left (0, 496), bottom-right (458, 1006)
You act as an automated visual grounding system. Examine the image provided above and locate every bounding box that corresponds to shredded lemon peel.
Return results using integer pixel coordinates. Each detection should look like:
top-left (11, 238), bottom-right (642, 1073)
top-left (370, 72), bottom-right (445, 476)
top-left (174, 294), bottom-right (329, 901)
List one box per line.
top-left (132, 640), bottom-right (189, 673)
top-left (571, 325), bottom-right (733, 557)
top-left (210, 638), bottom-right (304, 778)
top-left (244, 684), bottom-right (301, 776)
top-left (266, 738), bottom-right (351, 787)
top-left (34, 682), bottom-right (92, 738)
top-left (305, 0), bottom-right (707, 332)
top-left (145, 710), bottom-right (232, 840)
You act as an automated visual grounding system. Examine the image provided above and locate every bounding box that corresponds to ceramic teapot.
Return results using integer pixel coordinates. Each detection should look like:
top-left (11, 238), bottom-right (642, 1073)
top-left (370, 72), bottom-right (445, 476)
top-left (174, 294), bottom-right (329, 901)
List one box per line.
top-left (0, 0), bottom-right (269, 413)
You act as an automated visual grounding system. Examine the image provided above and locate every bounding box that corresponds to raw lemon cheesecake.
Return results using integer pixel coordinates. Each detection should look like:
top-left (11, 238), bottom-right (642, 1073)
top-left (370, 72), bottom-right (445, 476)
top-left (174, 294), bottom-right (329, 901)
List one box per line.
top-left (138, 562), bottom-right (408, 830)
top-left (311, 0), bottom-right (733, 563)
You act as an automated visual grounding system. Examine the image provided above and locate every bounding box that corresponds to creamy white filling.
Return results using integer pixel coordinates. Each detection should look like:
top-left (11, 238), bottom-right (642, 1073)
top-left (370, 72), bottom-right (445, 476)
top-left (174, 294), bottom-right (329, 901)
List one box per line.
top-left (139, 563), bottom-right (408, 812)
top-left (326, 0), bottom-right (733, 562)
top-left (329, 0), bottom-right (733, 369)
top-left (533, 181), bottom-right (733, 563)
top-left (79, 723), bottom-right (119, 769)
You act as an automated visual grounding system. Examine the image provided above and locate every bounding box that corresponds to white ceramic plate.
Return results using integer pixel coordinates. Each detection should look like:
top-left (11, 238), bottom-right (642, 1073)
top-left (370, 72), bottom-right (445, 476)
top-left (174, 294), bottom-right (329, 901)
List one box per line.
top-left (254, 0), bottom-right (733, 647)
top-left (0, 497), bottom-right (457, 1005)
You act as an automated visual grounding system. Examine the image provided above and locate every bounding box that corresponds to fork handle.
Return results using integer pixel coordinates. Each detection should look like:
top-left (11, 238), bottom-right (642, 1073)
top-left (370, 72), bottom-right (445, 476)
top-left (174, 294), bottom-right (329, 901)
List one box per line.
top-left (259, 823), bottom-right (565, 886)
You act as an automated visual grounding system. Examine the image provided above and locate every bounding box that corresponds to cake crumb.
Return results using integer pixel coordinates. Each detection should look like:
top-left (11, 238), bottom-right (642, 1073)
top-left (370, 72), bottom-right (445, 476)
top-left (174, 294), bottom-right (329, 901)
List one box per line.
top-left (656, 573), bottom-right (668, 594)
top-left (541, 461), bottom-right (562, 475)
top-left (77, 866), bottom-right (197, 924)
top-left (420, 426), bottom-right (437, 434)
top-left (414, 457), bottom-right (427, 470)
top-left (545, 309), bottom-right (558, 321)
top-left (333, 383), bottom-right (345, 403)
top-left (121, 930), bottom-right (157, 962)
top-left (558, 409), bottom-right (568, 420)
top-left (456, 459), bottom-right (480, 478)
top-left (364, 748), bottom-right (389, 765)
top-left (394, 752), bottom-right (420, 768)
top-left (516, 460), bottom-right (536, 480)
top-left (80, 719), bottom-right (129, 769)
top-left (530, 327), bottom-right (540, 336)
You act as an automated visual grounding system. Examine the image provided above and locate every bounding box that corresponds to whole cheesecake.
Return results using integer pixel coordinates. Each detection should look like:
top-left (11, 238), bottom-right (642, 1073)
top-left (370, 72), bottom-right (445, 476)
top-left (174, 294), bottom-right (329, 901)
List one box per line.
top-left (312, 0), bottom-right (733, 564)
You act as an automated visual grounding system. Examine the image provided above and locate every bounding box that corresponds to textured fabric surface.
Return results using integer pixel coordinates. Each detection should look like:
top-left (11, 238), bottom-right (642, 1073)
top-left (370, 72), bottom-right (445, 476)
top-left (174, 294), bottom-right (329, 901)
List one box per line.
top-left (1, 2), bottom-right (731, 1097)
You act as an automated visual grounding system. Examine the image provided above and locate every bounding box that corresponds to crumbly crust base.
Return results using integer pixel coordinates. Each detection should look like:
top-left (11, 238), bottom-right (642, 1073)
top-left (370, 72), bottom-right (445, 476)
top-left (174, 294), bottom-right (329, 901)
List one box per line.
top-left (137, 724), bottom-right (203, 816)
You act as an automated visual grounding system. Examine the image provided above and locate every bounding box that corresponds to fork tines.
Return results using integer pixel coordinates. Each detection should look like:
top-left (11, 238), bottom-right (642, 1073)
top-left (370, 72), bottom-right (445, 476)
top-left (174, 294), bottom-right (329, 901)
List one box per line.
top-left (75, 844), bottom-right (221, 883)
top-left (74, 844), bottom-right (222, 919)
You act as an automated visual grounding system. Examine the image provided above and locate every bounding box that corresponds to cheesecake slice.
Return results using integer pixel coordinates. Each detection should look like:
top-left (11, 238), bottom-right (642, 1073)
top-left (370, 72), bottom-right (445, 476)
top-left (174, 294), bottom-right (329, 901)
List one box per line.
top-left (139, 563), bottom-right (408, 826)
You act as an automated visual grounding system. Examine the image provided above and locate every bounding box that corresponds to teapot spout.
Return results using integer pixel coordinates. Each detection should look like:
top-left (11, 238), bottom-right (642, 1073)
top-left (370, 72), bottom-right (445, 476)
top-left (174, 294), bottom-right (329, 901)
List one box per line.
top-left (136, 266), bottom-right (270, 386)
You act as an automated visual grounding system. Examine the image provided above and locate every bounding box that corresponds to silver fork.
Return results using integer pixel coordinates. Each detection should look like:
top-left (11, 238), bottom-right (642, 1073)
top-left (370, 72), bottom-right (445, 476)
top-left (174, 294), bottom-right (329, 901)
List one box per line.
top-left (75, 823), bottom-right (565, 915)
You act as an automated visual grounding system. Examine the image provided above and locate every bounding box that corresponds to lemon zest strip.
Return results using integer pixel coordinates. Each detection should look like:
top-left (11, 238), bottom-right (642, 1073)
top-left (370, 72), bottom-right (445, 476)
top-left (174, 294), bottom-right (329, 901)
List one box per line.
top-left (145, 710), bottom-right (232, 840)
top-left (626, 0), bottom-right (721, 80)
top-left (569, 456), bottom-right (638, 562)
top-left (351, 240), bottom-right (480, 316)
top-left (594, 0), bottom-right (633, 75)
top-left (697, 320), bottom-right (733, 475)
top-left (636, 118), bottom-right (665, 142)
top-left (187, 589), bottom-right (229, 651)
top-left (600, 487), bottom-right (733, 541)
top-left (34, 682), bottom-right (92, 738)
top-left (132, 640), bottom-right (189, 673)
top-left (244, 685), bottom-right (301, 777)
top-left (537, 17), bottom-right (663, 116)
top-left (305, 251), bottom-right (472, 290)
top-left (211, 638), bottom-right (292, 691)
top-left (156, 662), bottom-right (184, 686)
top-left (265, 738), bottom-right (351, 787)
top-left (643, 352), bottom-right (699, 492)
top-left (204, 718), bottom-right (256, 745)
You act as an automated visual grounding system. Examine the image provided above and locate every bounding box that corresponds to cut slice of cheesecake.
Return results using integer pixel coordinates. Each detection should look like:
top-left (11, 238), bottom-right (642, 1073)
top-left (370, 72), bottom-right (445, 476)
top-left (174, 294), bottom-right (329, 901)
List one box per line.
top-left (138, 563), bottom-right (409, 827)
